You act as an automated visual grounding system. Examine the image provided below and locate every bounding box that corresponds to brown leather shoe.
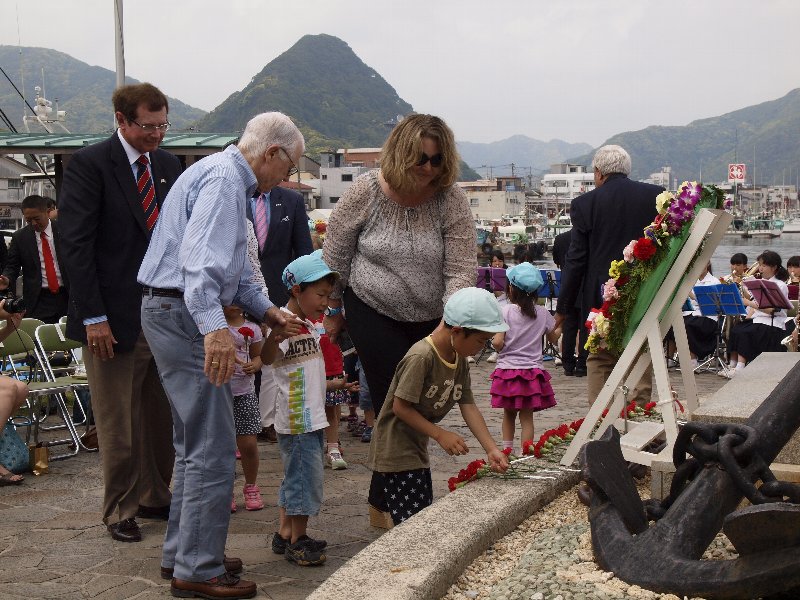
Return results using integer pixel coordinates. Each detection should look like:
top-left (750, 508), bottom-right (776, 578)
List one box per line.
top-left (161, 556), bottom-right (243, 580)
top-left (107, 518), bottom-right (142, 542)
top-left (256, 425), bottom-right (277, 443)
top-left (171, 572), bottom-right (256, 599)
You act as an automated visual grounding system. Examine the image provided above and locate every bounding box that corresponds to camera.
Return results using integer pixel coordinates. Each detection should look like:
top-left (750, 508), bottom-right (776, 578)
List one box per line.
top-left (1, 295), bottom-right (25, 314)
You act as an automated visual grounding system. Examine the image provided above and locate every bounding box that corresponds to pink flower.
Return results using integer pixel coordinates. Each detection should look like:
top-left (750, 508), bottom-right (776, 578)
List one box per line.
top-left (603, 279), bottom-right (619, 301)
top-left (623, 240), bottom-right (636, 263)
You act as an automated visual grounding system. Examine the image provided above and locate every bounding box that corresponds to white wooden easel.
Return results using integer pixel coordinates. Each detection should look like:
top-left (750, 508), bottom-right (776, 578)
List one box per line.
top-left (561, 209), bottom-right (734, 467)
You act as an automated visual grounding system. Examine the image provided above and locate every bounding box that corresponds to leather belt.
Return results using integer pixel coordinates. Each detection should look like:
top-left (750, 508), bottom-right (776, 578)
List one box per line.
top-left (142, 286), bottom-right (183, 298)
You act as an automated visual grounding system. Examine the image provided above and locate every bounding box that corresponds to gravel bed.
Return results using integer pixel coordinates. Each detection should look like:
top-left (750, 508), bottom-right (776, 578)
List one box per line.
top-left (441, 478), bottom-right (738, 600)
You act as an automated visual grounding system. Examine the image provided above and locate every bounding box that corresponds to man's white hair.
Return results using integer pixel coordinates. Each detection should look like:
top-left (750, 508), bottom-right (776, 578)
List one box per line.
top-left (591, 145), bottom-right (631, 176)
top-left (238, 112), bottom-right (305, 160)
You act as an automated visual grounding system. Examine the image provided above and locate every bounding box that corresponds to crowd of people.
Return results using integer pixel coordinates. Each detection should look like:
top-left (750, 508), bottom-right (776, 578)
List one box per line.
top-left (0, 83), bottom-right (797, 599)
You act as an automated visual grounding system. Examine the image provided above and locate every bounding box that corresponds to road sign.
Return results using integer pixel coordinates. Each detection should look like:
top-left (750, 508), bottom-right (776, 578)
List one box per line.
top-left (728, 163), bottom-right (746, 183)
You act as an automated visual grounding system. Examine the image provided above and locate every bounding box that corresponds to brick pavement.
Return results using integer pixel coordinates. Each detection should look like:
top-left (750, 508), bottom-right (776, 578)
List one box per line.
top-left (0, 358), bottom-right (726, 599)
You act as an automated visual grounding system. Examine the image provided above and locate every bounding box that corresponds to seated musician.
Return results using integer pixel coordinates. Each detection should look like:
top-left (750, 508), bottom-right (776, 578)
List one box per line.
top-left (683, 262), bottom-right (720, 370)
top-left (787, 255), bottom-right (799, 301)
top-left (726, 250), bottom-right (791, 376)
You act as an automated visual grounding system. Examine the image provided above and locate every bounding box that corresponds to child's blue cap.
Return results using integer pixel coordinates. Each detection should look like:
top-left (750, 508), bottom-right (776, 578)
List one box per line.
top-left (443, 288), bottom-right (509, 333)
top-left (282, 250), bottom-right (339, 289)
top-left (507, 262), bottom-right (543, 293)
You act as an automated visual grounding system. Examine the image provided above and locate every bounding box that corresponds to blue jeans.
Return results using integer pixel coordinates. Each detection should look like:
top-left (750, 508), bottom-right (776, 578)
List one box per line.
top-left (277, 430), bottom-right (324, 516)
top-left (140, 294), bottom-right (235, 582)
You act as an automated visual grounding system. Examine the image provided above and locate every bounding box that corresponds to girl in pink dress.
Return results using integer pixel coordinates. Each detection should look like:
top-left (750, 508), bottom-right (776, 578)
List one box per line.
top-left (489, 263), bottom-right (560, 454)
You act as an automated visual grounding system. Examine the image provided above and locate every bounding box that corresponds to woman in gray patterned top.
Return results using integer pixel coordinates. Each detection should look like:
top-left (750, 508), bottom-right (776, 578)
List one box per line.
top-left (323, 114), bottom-right (477, 419)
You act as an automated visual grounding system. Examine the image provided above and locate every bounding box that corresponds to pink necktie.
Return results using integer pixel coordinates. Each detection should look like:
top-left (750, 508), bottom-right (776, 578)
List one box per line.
top-left (254, 193), bottom-right (269, 252)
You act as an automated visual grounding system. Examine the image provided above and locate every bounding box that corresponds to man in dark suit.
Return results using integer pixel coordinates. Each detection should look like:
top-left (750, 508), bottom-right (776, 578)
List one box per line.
top-left (0, 195), bottom-right (68, 323)
top-left (247, 184), bottom-right (313, 442)
top-left (555, 145), bottom-right (662, 404)
top-left (58, 83), bottom-right (181, 543)
top-left (551, 228), bottom-right (588, 377)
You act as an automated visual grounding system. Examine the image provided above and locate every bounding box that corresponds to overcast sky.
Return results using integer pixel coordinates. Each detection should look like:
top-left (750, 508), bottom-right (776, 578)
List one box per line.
top-left (2, 0), bottom-right (798, 146)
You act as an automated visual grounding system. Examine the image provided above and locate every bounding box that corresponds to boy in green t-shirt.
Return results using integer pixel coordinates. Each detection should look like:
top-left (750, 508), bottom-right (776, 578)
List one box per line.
top-left (366, 287), bottom-right (510, 527)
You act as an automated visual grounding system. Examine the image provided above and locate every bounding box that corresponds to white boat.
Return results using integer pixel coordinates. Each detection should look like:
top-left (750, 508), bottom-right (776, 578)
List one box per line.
top-left (781, 218), bottom-right (800, 234)
top-left (741, 217), bottom-right (784, 238)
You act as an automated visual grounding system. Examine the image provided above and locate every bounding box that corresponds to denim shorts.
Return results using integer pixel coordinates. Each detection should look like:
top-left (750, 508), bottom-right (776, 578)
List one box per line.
top-left (277, 429), bottom-right (324, 516)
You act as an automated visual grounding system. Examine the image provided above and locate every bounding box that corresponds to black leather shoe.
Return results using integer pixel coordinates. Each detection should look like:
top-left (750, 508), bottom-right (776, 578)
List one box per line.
top-left (563, 367), bottom-right (575, 376)
top-left (107, 518), bottom-right (142, 542)
top-left (574, 366), bottom-right (587, 377)
top-left (137, 504), bottom-right (170, 520)
top-left (161, 555), bottom-right (243, 580)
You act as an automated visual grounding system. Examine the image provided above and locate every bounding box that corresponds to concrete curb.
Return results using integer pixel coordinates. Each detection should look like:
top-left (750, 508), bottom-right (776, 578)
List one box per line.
top-left (307, 469), bottom-right (580, 600)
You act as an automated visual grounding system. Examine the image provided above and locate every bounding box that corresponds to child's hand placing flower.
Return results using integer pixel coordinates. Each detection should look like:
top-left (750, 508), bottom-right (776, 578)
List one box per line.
top-left (487, 448), bottom-right (509, 473)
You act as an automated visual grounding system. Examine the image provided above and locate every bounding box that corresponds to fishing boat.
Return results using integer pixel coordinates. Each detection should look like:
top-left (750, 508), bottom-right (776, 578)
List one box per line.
top-left (740, 217), bottom-right (784, 238)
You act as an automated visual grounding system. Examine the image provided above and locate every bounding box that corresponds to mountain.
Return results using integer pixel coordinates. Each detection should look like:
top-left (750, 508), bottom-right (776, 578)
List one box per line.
top-left (458, 135), bottom-right (594, 177)
top-left (196, 34), bottom-right (412, 152)
top-left (0, 46), bottom-right (206, 133)
top-left (567, 88), bottom-right (800, 185)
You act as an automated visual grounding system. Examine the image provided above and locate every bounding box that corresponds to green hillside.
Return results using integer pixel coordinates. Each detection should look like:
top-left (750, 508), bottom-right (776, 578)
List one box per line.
top-left (196, 34), bottom-right (413, 152)
top-left (0, 46), bottom-right (206, 133)
top-left (568, 88), bottom-right (800, 185)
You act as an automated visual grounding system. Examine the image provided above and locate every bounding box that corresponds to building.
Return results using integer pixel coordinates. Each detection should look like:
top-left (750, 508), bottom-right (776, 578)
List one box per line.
top-left (0, 155), bottom-right (46, 230)
top-left (539, 164), bottom-right (595, 218)
top-left (643, 167), bottom-right (672, 190)
top-left (277, 179), bottom-right (316, 209)
top-left (458, 177), bottom-right (526, 221)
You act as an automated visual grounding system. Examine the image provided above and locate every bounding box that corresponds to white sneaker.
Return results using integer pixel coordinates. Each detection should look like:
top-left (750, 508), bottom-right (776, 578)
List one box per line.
top-left (467, 356), bottom-right (475, 363)
top-left (327, 448), bottom-right (347, 470)
top-left (487, 352), bottom-right (498, 363)
top-left (554, 357), bottom-right (562, 366)
top-left (719, 369), bottom-right (736, 379)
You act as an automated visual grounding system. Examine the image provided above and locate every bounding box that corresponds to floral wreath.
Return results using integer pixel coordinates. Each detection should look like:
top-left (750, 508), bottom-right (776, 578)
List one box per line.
top-left (585, 181), bottom-right (725, 355)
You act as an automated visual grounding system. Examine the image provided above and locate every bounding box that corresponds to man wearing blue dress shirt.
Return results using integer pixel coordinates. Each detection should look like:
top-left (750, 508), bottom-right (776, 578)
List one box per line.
top-left (138, 112), bottom-right (304, 599)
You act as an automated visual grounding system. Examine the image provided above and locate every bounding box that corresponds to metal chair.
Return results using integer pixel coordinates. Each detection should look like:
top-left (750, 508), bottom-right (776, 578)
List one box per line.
top-left (35, 323), bottom-right (95, 448)
top-left (0, 328), bottom-right (81, 458)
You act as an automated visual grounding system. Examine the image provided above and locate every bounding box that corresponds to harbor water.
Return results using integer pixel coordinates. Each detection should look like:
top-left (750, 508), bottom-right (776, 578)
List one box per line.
top-left (527, 233), bottom-right (799, 276)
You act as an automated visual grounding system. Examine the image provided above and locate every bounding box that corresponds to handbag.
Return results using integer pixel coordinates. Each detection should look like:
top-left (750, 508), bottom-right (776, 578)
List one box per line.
top-left (0, 421), bottom-right (30, 474)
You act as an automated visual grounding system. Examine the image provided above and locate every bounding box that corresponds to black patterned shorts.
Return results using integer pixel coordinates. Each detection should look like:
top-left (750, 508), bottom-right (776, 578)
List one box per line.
top-left (374, 468), bottom-right (433, 525)
top-left (232, 392), bottom-right (261, 436)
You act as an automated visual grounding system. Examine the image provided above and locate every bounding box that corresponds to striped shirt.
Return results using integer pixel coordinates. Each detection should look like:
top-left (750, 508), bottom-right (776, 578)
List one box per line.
top-left (137, 145), bottom-right (272, 334)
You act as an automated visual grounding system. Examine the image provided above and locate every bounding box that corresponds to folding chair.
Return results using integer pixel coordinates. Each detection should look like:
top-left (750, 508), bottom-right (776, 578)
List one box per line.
top-left (0, 328), bottom-right (81, 459)
top-left (35, 323), bottom-right (95, 447)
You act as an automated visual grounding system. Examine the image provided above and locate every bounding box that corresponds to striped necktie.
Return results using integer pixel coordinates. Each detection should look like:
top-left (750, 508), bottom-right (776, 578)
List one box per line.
top-left (254, 193), bottom-right (269, 252)
top-left (136, 155), bottom-right (159, 231)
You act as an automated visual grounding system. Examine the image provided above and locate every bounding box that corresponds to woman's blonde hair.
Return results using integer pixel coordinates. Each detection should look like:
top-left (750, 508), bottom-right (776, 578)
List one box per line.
top-left (380, 114), bottom-right (460, 195)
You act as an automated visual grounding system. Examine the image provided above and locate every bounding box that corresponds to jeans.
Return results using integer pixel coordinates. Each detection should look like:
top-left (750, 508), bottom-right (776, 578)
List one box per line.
top-left (277, 430), bottom-right (324, 516)
top-left (140, 294), bottom-right (235, 582)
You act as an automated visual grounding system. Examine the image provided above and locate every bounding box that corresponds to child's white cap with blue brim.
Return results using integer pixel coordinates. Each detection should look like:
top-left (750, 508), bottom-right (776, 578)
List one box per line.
top-left (443, 288), bottom-right (509, 333)
top-left (507, 262), bottom-right (543, 293)
top-left (282, 250), bottom-right (339, 289)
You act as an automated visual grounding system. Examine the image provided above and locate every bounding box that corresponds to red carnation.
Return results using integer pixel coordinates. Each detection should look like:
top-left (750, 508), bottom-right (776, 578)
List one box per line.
top-left (502, 447), bottom-right (513, 456)
top-left (617, 275), bottom-right (630, 287)
top-left (238, 326), bottom-right (255, 338)
top-left (600, 300), bottom-right (614, 318)
top-left (644, 401), bottom-right (657, 414)
top-left (448, 477), bottom-right (458, 491)
top-left (633, 237), bottom-right (656, 261)
top-left (522, 439), bottom-right (533, 455)
top-left (315, 222), bottom-right (327, 233)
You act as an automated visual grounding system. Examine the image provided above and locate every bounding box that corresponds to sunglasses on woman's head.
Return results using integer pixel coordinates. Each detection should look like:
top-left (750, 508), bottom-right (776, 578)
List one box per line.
top-left (416, 152), bottom-right (443, 167)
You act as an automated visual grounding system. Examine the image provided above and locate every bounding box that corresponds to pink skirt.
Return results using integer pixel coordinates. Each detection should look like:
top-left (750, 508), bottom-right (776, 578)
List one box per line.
top-left (490, 368), bottom-right (557, 411)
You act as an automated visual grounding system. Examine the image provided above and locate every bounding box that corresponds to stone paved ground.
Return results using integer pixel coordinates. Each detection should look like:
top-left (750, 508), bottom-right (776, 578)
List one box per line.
top-left (0, 356), bottom-right (726, 600)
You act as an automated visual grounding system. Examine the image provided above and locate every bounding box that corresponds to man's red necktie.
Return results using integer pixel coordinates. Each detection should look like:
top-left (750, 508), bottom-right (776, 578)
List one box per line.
top-left (136, 154), bottom-right (159, 230)
top-left (40, 231), bottom-right (60, 293)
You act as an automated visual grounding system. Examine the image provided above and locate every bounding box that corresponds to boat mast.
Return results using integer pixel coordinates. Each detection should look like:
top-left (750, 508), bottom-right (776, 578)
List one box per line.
top-left (114, 0), bottom-right (126, 89)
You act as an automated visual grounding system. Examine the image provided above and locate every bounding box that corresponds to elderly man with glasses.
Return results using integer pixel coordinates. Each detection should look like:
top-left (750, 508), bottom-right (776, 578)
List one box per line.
top-left (59, 82), bottom-right (181, 545)
top-left (137, 112), bottom-right (305, 599)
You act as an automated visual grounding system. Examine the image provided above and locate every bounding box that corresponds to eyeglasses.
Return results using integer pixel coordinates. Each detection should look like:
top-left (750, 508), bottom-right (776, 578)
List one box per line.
top-left (280, 147), bottom-right (299, 178)
top-left (416, 152), bottom-right (443, 168)
top-left (131, 119), bottom-right (171, 132)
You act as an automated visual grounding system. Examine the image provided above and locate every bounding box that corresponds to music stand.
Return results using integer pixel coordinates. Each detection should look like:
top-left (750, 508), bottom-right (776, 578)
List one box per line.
top-left (693, 283), bottom-right (747, 375)
top-left (743, 279), bottom-right (793, 312)
top-left (538, 270), bottom-right (561, 360)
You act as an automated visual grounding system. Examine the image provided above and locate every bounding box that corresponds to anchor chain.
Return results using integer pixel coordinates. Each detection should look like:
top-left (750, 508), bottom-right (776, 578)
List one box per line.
top-left (645, 422), bottom-right (800, 520)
